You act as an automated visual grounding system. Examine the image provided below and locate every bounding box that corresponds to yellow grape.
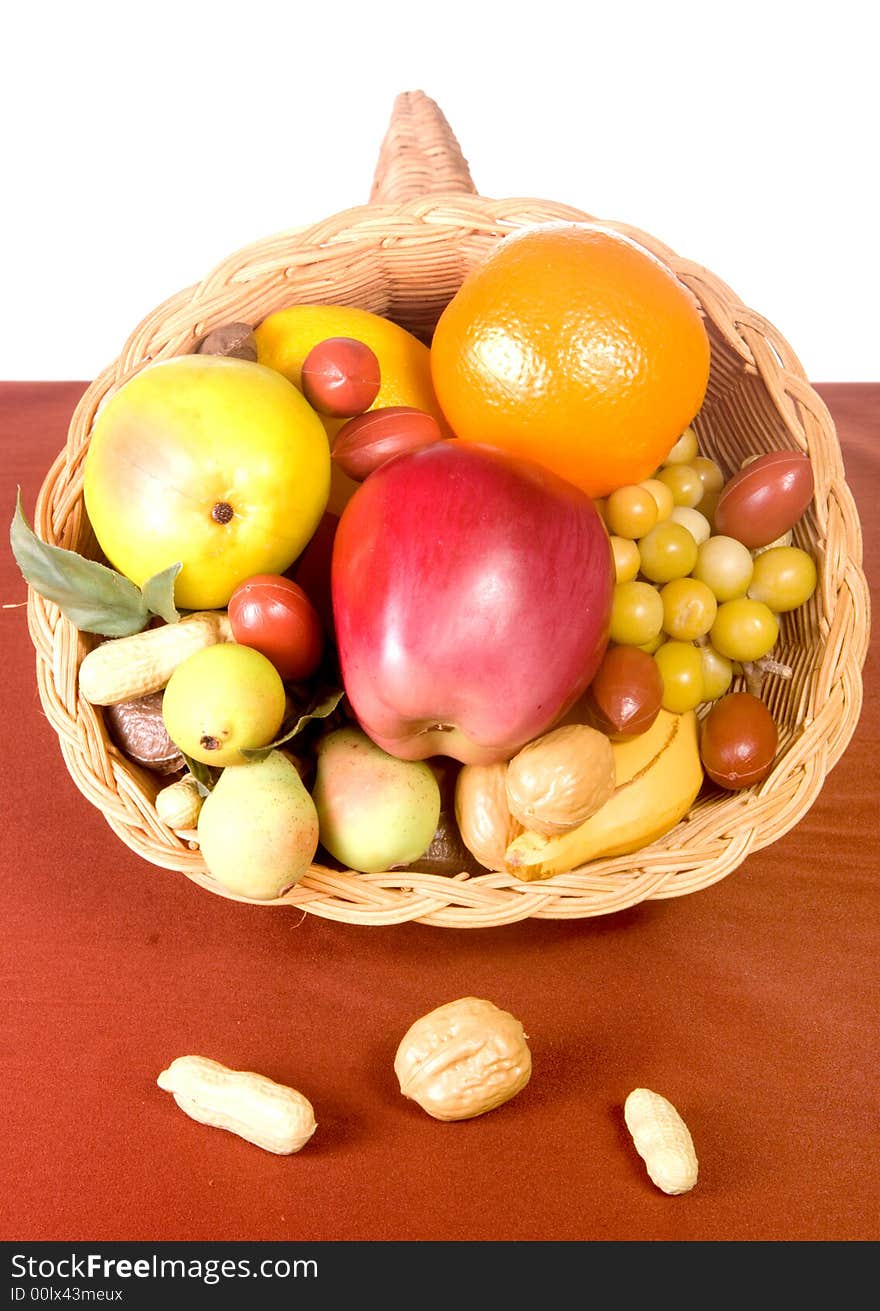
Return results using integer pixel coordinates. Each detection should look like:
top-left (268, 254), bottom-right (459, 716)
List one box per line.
top-left (747, 546), bottom-right (817, 612)
top-left (661, 426), bottom-right (699, 466)
top-left (699, 644), bottom-right (734, 701)
top-left (609, 535), bottom-right (641, 584)
top-left (653, 640), bottom-right (705, 713)
top-left (605, 484), bottom-right (658, 539)
top-left (637, 632), bottom-right (664, 655)
top-left (638, 477), bottom-right (675, 521)
top-left (696, 488), bottom-right (721, 529)
top-left (692, 535), bottom-right (754, 601)
top-left (660, 577), bottom-right (718, 642)
top-left (691, 455), bottom-right (725, 495)
top-left (609, 580), bottom-right (664, 647)
top-left (656, 464), bottom-right (704, 508)
top-left (710, 598), bottom-right (779, 662)
top-left (637, 521), bottom-right (699, 583)
top-left (668, 504), bottom-right (711, 546)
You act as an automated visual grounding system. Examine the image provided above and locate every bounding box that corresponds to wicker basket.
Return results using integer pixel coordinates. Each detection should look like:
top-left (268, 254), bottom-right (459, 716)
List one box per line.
top-left (27, 91), bottom-right (870, 927)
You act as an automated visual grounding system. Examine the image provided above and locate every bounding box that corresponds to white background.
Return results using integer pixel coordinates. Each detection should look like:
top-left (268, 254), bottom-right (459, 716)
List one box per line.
top-left (2, 0), bottom-right (877, 382)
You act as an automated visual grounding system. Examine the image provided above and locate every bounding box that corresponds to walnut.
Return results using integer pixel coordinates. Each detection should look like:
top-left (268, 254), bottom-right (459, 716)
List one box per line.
top-left (394, 998), bottom-right (531, 1121)
top-left (505, 723), bottom-right (615, 836)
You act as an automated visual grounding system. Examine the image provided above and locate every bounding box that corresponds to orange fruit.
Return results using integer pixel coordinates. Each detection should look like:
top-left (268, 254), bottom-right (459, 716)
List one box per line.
top-left (430, 223), bottom-right (711, 499)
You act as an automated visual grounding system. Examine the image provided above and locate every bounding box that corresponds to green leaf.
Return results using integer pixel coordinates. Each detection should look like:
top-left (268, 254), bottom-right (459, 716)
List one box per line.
top-left (10, 491), bottom-right (149, 636)
top-left (141, 563), bottom-right (182, 625)
top-left (241, 685), bottom-right (345, 761)
top-left (10, 490), bottom-right (183, 637)
top-left (180, 754), bottom-right (220, 797)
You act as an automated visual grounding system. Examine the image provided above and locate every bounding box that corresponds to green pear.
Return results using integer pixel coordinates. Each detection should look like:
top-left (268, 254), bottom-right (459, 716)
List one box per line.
top-left (163, 642), bottom-right (287, 767)
top-left (197, 750), bottom-right (319, 899)
top-left (312, 727), bottom-right (441, 874)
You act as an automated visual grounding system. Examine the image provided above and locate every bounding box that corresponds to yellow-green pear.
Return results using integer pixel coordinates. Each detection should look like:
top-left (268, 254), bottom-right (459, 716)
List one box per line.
top-left (311, 727), bottom-right (441, 873)
top-left (162, 642), bottom-right (286, 766)
top-left (197, 750), bottom-right (319, 899)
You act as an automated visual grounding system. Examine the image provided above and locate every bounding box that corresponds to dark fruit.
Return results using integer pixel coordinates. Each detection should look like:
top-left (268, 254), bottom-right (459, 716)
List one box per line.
top-left (300, 337), bottom-right (381, 418)
top-left (228, 574), bottom-right (324, 683)
top-left (713, 451), bottom-right (814, 550)
top-left (700, 691), bottom-right (778, 790)
top-left (331, 406), bottom-right (444, 481)
top-left (582, 645), bottom-right (663, 740)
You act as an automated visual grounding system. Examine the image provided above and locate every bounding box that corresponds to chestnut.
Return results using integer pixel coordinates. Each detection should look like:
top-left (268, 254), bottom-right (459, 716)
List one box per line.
top-left (105, 691), bottom-right (183, 775)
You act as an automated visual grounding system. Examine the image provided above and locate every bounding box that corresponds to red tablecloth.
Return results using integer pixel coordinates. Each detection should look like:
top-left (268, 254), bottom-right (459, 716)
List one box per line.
top-left (2, 382), bottom-right (876, 1243)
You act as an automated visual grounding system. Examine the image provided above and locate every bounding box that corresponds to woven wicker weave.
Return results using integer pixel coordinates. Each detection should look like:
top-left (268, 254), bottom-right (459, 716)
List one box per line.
top-left (27, 91), bottom-right (870, 926)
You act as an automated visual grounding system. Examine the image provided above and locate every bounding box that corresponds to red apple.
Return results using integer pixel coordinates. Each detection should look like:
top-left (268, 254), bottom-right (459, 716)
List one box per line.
top-left (331, 441), bottom-right (614, 764)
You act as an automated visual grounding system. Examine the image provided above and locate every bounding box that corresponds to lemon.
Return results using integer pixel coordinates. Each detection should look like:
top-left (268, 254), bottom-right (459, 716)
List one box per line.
top-left (254, 304), bottom-right (449, 512)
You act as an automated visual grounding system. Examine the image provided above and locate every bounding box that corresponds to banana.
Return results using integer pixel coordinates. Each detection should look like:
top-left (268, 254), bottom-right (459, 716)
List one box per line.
top-left (503, 708), bottom-right (703, 881)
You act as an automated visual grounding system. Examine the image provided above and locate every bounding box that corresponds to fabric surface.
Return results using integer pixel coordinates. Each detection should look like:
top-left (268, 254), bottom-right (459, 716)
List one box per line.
top-left (1, 381), bottom-right (876, 1243)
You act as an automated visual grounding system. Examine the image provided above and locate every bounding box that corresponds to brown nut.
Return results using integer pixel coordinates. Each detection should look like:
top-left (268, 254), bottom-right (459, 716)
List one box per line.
top-left (331, 406), bottom-right (444, 481)
top-left (105, 691), bottom-right (183, 775)
top-left (394, 997), bottom-right (531, 1121)
top-left (454, 761), bottom-right (522, 871)
top-left (505, 723), bottom-right (615, 835)
top-left (196, 322), bottom-right (258, 361)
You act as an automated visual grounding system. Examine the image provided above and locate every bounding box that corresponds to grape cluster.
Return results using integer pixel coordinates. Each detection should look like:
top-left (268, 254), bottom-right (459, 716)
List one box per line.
top-left (596, 427), bottom-right (818, 715)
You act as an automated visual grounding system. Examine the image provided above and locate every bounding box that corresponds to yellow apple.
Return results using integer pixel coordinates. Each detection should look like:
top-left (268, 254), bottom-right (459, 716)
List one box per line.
top-left (83, 355), bottom-right (331, 610)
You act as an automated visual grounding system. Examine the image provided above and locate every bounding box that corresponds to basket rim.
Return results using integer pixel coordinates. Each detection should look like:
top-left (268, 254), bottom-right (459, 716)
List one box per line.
top-left (26, 192), bottom-right (871, 927)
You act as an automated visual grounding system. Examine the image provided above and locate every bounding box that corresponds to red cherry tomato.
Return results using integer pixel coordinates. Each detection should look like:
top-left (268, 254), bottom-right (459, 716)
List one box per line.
top-left (228, 575), bottom-right (324, 682)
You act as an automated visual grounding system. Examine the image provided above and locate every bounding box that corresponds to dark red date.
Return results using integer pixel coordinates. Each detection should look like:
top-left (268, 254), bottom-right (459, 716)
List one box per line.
top-left (700, 691), bottom-right (778, 790)
top-left (713, 451), bottom-right (814, 549)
